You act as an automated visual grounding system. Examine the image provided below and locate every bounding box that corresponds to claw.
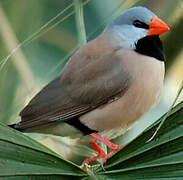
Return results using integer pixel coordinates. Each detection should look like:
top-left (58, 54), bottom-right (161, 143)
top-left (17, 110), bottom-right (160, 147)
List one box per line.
top-left (84, 141), bottom-right (107, 164)
top-left (83, 141), bottom-right (124, 166)
top-left (83, 133), bottom-right (125, 166)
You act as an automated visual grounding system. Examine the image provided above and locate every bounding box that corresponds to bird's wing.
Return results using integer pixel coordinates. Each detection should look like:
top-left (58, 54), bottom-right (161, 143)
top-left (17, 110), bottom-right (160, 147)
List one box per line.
top-left (17, 46), bottom-right (131, 130)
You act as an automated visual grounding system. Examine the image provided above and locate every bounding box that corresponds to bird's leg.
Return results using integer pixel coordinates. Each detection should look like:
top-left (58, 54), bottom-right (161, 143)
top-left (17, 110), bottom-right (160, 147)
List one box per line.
top-left (90, 132), bottom-right (124, 152)
top-left (83, 133), bottom-right (124, 166)
top-left (83, 141), bottom-right (108, 164)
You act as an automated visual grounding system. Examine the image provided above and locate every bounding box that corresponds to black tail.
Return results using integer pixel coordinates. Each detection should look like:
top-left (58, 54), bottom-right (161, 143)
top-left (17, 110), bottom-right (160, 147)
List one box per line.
top-left (8, 123), bottom-right (23, 131)
top-left (9, 124), bottom-right (16, 128)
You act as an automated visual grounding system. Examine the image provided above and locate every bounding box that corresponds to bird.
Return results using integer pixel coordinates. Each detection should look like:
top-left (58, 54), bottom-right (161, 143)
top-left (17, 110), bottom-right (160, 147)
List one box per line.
top-left (9, 6), bottom-right (170, 165)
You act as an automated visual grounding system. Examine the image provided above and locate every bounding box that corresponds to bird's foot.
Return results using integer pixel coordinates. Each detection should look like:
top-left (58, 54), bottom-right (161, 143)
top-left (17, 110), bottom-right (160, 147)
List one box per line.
top-left (82, 133), bottom-right (124, 166)
top-left (83, 141), bottom-right (108, 165)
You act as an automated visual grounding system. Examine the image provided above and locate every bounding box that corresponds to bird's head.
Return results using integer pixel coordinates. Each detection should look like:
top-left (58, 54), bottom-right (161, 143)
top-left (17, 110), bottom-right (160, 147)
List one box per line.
top-left (106, 6), bottom-right (170, 50)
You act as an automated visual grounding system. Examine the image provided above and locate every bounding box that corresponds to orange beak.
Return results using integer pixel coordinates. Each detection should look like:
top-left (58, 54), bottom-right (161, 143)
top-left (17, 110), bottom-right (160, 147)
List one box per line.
top-left (147, 17), bottom-right (170, 36)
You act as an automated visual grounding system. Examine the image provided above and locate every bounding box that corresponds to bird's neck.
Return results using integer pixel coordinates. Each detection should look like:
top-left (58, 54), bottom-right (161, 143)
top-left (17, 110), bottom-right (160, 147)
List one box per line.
top-left (102, 29), bottom-right (165, 61)
top-left (100, 29), bottom-right (123, 50)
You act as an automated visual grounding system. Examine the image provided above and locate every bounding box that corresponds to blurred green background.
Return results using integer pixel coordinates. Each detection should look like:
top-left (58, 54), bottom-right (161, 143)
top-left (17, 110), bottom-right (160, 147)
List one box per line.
top-left (0, 0), bottom-right (183, 164)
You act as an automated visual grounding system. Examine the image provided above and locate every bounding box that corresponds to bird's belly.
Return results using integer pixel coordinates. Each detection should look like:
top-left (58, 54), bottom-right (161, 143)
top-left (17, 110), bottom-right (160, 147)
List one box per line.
top-left (80, 60), bottom-right (164, 139)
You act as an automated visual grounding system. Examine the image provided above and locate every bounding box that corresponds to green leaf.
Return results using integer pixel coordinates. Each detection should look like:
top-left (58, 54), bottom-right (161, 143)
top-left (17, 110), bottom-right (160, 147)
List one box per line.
top-left (0, 123), bottom-right (86, 179)
top-left (96, 102), bottom-right (183, 179)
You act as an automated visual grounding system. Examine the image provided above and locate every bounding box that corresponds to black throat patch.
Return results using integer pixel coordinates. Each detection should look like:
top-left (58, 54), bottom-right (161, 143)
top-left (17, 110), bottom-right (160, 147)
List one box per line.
top-left (135, 35), bottom-right (165, 61)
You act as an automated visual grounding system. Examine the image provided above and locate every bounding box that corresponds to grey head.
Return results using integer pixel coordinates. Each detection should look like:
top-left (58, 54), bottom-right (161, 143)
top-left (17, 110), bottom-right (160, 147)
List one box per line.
top-left (110, 6), bottom-right (157, 27)
top-left (105, 6), bottom-right (158, 49)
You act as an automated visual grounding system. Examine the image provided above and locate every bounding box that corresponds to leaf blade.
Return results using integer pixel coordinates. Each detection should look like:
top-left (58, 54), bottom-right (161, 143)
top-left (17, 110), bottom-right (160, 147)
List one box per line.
top-left (0, 123), bottom-right (86, 177)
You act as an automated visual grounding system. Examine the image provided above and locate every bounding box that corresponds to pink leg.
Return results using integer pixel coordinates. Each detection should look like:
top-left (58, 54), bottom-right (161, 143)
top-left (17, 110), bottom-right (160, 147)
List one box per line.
top-left (84, 141), bottom-right (108, 164)
top-left (90, 132), bottom-right (124, 151)
top-left (83, 133), bottom-right (124, 165)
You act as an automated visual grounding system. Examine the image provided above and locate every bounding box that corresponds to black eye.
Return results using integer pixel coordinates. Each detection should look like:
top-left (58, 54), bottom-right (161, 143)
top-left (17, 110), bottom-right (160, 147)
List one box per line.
top-left (133, 20), bottom-right (149, 29)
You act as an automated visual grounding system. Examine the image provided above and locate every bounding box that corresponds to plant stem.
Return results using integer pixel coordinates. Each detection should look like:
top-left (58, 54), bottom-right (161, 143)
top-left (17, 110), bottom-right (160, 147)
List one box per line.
top-left (0, 5), bottom-right (35, 92)
top-left (74, 0), bottom-right (87, 46)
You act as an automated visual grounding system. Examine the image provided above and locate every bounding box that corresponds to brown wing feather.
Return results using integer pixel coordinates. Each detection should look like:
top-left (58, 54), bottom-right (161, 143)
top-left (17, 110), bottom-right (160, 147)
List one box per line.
top-left (17, 39), bottom-right (131, 130)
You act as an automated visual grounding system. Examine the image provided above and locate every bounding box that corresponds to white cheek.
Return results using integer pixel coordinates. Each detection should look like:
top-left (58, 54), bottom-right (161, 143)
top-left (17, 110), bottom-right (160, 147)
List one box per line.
top-left (113, 25), bottom-right (148, 49)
